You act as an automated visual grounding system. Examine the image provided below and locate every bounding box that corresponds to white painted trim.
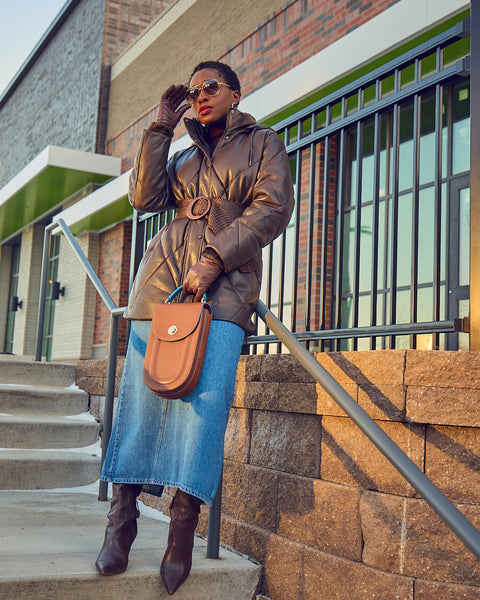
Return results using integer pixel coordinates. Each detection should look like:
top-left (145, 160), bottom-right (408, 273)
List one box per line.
top-left (241, 0), bottom-right (469, 121)
top-left (51, 0), bottom-right (469, 230)
top-left (111, 0), bottom-right (198, 79)
top-left (51, 170), bottom-right (132, 233)
top-left (0, 146), bottom-right (121, 208)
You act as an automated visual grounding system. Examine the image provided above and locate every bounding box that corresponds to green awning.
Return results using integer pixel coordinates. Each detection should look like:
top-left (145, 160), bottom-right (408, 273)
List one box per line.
top-left (0, 146), bottom-right (121, 243)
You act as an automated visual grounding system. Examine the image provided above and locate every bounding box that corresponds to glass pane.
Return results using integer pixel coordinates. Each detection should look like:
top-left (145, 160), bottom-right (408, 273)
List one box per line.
top-left (417, 334), bottom-right (434, 350)
top-left (418, 187), bottom-right (435, 285)
top-left (419, 94), bottom-right (435, 185)
top-left (396, 289), bottom-right (411, 324)
top-left (441, 182), bottom-right (447, 282)
top-left (452, 83), bottom-right (470, 174)
top-left (377, 199), bottom-right (386, 290)
top-left (397, 193), bottom-right (412, 287)
top-left (345, 128), bottom-right (358, 208)
top-left (417, 286), bottom-right (434, 322)
top-left (458, 298), bottom-right (470, 351)
top-left (358, 294), bottom-right (371, 327)
top-left (361, 120), bottom-right (375, 204)
top-left (283, 226), bottom-right (295, 303)
top-left (342, 209), bottom-right (356, 297)
top-left (379, 112), bottom-right (393, 198)
top-left (459, 187), bottom-right (470, 286)
top-left (398, 103), bottom-right (414, 192)
top-left (359, 204), bottom-right (372, 293)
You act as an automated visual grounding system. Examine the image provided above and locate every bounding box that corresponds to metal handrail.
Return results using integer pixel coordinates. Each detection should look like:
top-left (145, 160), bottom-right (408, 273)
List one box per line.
top-left (255, 300), bottom-right (480, 562)
top-left (34, 217), bottom-right (224, 557)
top-left (35, 218), bottom-right (480, 562)
top-left (35, 218), bottom-right (121, 502)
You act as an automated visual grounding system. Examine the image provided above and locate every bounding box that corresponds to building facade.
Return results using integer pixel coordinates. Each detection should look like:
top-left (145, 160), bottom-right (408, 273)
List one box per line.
top-left (0, 0), bottom-right (474, 360)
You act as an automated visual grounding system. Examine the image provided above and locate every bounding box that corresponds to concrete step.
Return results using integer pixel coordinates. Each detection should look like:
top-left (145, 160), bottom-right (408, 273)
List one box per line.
top-left (0, 450), bottom-right (101, 489)
top-left (0, 358), bottom-right (77, 387)
top-left (0, 383), bottom-right (89, 415)
top-left (0, 490), bottom-right (261, 599)
top-left (0, 414), bottom-right (100, 448)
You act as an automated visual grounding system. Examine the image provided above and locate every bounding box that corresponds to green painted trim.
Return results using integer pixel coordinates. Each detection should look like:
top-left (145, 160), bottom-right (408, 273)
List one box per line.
top-left (262, 9), bottom-right (470, 128)
top-left (69, 195), bottom-right (132, 235)
top-left (0, 167), bottom-right (114, 244)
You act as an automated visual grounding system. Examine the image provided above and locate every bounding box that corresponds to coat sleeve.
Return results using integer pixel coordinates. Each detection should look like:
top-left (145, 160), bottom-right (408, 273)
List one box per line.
top-left (128, 129), bottom-right (177, 214)
top-left (205, 130), bottom-right (295, 272)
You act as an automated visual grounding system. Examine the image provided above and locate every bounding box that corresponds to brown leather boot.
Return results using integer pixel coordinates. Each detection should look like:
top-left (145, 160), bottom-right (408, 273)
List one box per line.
top-left (95, 483), bottom-right (143, 575)
top-left (160, 489), bottom-right (202, 595)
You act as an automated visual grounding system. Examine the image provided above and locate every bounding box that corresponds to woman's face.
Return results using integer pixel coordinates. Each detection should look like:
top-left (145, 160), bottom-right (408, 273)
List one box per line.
top-left (188, 68), bottom-right (240, 129)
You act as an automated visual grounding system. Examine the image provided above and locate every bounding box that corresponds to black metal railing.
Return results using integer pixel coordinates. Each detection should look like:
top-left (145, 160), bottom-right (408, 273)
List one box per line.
top-left (137, 18), bottom-right (471, 354)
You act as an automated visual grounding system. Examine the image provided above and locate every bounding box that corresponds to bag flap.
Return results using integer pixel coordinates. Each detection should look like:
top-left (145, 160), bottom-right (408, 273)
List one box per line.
top-left (151, 302), bottom-right (211, 342)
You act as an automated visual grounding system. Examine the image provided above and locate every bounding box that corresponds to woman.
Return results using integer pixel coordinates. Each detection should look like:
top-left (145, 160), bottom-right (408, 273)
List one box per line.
top-left (96, 60), bottom-right (294, 595)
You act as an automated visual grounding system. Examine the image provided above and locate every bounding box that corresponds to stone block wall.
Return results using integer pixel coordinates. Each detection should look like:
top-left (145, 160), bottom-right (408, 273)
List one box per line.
top-left (76, 349), bottom-right (480, 599)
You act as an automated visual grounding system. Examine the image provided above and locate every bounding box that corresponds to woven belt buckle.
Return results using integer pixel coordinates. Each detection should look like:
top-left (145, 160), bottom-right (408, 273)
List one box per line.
top-left (186, 196), bottom-right (211, 220)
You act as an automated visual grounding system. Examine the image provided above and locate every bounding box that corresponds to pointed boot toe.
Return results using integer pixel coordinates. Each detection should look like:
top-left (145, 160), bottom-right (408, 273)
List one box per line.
top-left (160, 559), bottom-right (189, 595)
top-left (160, 490), bottom-right (202, 595)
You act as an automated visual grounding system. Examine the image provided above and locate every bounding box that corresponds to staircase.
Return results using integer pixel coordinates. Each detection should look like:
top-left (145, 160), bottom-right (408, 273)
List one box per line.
top-left (0, 358), bottom-right (101, 489)
top-left (0, 357), bottom-right (261, 599)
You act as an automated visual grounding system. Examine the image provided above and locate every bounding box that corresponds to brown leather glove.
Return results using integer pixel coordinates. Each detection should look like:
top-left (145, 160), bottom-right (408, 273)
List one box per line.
top-left (149, 84), bottom-right (190, 134)
top-left (183, 256), bottom-right (223, 302)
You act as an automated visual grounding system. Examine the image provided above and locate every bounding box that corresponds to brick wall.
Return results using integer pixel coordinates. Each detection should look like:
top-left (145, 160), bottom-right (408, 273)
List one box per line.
top-left (106, 0), bottom-right (400, 169)
top-left (0, 0), bottom-right (105, 188)
top-left (93, 221), bottom-right (132, 356)
top-left (96, 0), bottom-right (175, 152)
top-left (76, 349), bottom-right (480, 599)
top-left (106, 0), bottom-right (288, 141)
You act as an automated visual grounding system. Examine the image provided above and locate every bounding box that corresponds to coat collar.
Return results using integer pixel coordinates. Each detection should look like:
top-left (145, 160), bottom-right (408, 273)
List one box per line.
top-left (183, 108), bottom-right (257, 152)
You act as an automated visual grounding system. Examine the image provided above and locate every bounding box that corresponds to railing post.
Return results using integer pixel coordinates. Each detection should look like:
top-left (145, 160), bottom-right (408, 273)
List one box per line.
top-left (207, 469), bottom-right (222, 558)
top-left (98, 310), bottom-right (121, 501)
top-left (35, 225), bottom-right (53, 361)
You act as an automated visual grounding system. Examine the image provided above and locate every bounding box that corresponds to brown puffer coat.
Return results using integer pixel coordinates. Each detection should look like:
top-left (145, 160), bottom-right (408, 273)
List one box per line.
top-left (124, 107), bottom-right (295, 333)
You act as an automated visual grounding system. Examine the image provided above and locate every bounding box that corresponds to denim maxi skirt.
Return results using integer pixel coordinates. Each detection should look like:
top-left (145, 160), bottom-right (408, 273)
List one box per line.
top-left (100, 319), bottom-right (244, 505)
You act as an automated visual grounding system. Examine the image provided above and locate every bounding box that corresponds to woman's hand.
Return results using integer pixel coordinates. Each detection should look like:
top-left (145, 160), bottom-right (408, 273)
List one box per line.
top-left (183, 256), bottom-right (223, 302)
top-left (153, 85), bottom-right (190, 133)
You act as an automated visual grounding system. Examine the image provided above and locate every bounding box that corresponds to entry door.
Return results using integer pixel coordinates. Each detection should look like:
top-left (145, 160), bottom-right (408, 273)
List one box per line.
top-left (447, 175), bottom-right (470, 350)
top-left (4, 246), bottom-right (20, 353)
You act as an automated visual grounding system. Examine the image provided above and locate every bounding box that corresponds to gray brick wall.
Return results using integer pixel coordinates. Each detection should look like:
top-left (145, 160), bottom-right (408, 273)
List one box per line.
top-left (0, 0), bottom-right (105, 188)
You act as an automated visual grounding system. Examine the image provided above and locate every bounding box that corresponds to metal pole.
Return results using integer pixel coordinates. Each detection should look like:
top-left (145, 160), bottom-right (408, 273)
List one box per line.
top-left (207, 470), bottom-right (223, 558)
top-left (256, 300), bottom-right (480, 562)
top-left (35, 226), bottom-right (52, 361)
top-left (98, 311), bottom-right (121, 501)
top-left (470, 0), bottom-right (480, 349)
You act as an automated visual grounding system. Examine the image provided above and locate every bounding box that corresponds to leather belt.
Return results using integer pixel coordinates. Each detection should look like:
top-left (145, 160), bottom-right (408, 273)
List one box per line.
top-left (177, 195), bottom-right (244, 236)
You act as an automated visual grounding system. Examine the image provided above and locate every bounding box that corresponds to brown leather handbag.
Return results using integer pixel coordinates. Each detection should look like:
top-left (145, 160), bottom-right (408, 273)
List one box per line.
top-left (143, 287), bottom-right (212, 399)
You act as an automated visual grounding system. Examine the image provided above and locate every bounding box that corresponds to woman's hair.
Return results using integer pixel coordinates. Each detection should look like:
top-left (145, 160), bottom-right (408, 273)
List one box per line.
top-left (189, 61), bottom-right (241, 95)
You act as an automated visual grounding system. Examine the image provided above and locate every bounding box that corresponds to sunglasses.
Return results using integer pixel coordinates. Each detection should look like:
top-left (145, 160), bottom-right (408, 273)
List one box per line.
top-left (185, 79), bottom-right (232, 105)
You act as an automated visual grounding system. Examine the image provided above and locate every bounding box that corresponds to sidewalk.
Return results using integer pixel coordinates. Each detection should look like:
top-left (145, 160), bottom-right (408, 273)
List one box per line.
top-left (0, 486), bottom-right (261, 599)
